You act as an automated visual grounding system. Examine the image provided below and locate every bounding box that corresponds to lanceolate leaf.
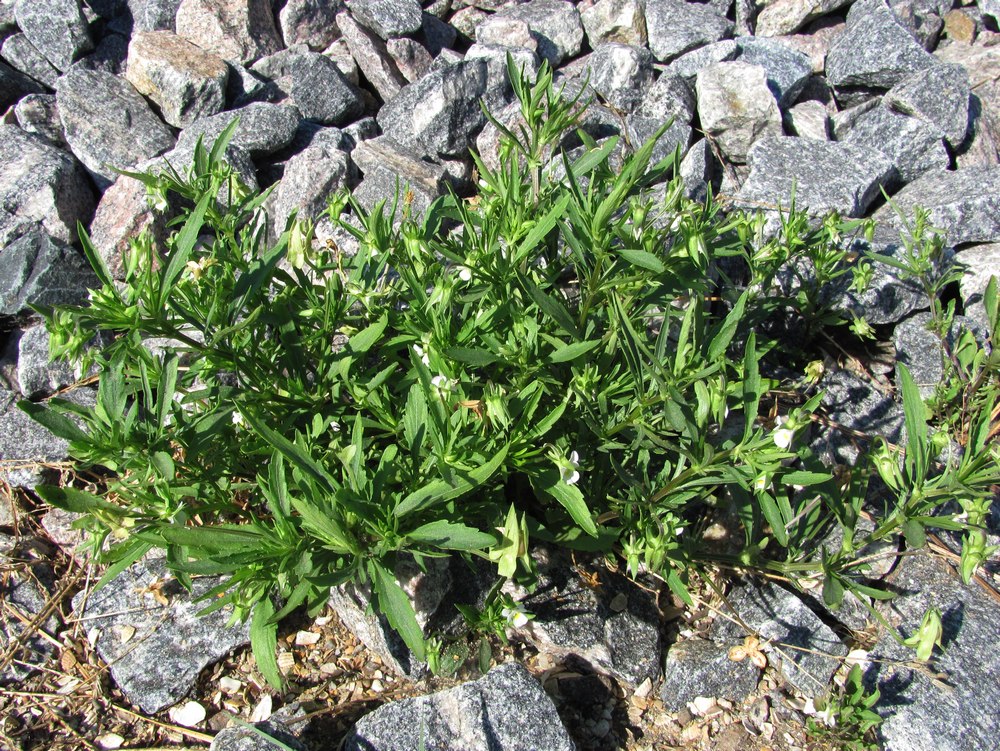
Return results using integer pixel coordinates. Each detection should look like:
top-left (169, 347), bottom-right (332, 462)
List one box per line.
top-left (406, 520), bottom-right (498, 550)
top-left (371, 561), bottom-right (425, 662)
top-left (534, 469), bottom-right (598, 538)
top-left (251, 597), bottom-right (282, 690)
top-left (34, 485), bottom-right (126, 515)
top-left (395, 445), bottom-right (509, 517)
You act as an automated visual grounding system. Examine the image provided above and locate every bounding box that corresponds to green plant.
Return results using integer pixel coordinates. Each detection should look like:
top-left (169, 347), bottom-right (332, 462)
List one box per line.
top-left (23, 56), bottom-right (1000, 692)
top-left (807, 664), bottom-right (883, 751)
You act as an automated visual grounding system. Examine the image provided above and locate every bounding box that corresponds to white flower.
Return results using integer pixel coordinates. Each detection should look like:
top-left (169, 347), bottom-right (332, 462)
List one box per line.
top-left (560, 450), bottom-right (581, 486)
top-left (753, 473), bottom-right (769, 492)
top-left (501, 606), bottom-right (529, 628)
top-left (330, 420), bottom-right (341, 433)
top-left (413, 344), bottom-right (430, 366)
top-left (457, 266), bottom-right (472, 282)
top-left (816, 704), bottom-right (837, 728)
top-left (431, 375), bottom-right (455, 393)
top-left (772, 417), bottom-right (795, 450)
top-left (231, 410), bottom-right (245, 427)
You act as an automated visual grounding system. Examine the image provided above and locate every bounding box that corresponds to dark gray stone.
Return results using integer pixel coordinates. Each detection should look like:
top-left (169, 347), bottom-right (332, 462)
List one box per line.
top-left (177, 102), bottom-right (301, 157)
top-left (0, 59), bottom-right (46, 110)
top-left (0, 534), bottom-right (60, 682)
top-left (894, 312), bottom-right (986, 399)
top-left (345, 0), bottom-right (421, 39)
top-left (659, 639), bottom-right (760, 711)
top-left (735, 137), bottom-right (895, 219)
top-left (666, 39), bottom-right (738, 81)
top-left (826, 0), bottom-right (936, 91)
top-left (13, 0), bottom-right (93, 72)
top-left (711, 579), bottom-right (847, 695)
top-left (278, 0), bottom-right (343, 50)
top-left (872, 168), bottom-right (1000, 247)
top-left (956, 95), bottom-right (1000, 170)
top-left (17, 324), bottom-right (76, 398)
top-left (336, 11), bottom-right (407, 102)
top-left (733, 37), bottom-right (812, 108)
top-left (842, 104), bottom-right (949, 185)
top-left (343, 662), bottom-right (576, 751)
top-left (251, 46), bottom-right (365, 126)
top-left (836, 233), bottom-right (929, 326)
top-left (72, 556), bottom-right (251, 714)
top-left (267, 138), bottom-right (350, 236)
top-left (645, 0), bottom-right (733, 63)
top-left (128, 0), bottom-right (183, 32)
top-left (570, 43), bottom-right (655, 113)
top-left (866, 552), bottom-right (1000, 751)
top-left (421, 11), bottom-right (458, 56)
top-left (377, 58), bottom-right (493, 159)
top-left (955, 243), bottom-right (1000, 332)
top-left (0, 229), bottom-right (96, 324)
top-left (55, 66), bottom-right (175, 190)
top-left (884, 62), bottom-right (972, 148)
top-left (14, 93), bottom-right (66, 145)
top-left (0, 124), bottom-right (94, 245)
top-left (1, 33), bottom-right (61, 88)
top-left (76, 32), bottom-right (130, 76)
top-left (487, 0), bottom-right (584, 66)
top-left (626, 70), bottom-right (694, 164)
top-left (209, 706), bottom-right (309, 751)
top-left (809, 368), bottom-right (904, 466)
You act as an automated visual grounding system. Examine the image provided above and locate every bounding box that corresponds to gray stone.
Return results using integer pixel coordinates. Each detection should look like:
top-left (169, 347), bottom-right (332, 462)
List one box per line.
top-left (487, 0), bottom-right (584, 66)
top-left (39, 506), bottom-right (88, 560)
top-left (55, 67), bottom-right (175, 190)
top-left (336, 11), bottom-right (406, 101)
top-left (126, 31), bottom-right (230, 128)
top-left (979, 0), bottom-right (1000, 23)
top-left (679, 138), bottom-right (715, 202)
top-left (0, 124), bottom-right (94, 245)
top-left (826, 0), bottom-right (936, 91)
top-left (250, 46), bottom-right (364, 125)
top-left (267, 138), bottom-right (350, 236)
top-left (842, 104), bottom-right (949, 185)
top-left (872, 168), bottom-right (1000, 247)
top-left (935, 36), bottom-right (1000, 120)
top-left (474, 16), bottom-right (539, 54)
top-left (17, 324), bottom-right (76, 398)
top-left (696, 62), bottom-right (782, 165)
top-left (386, 37), bottom-right (432, 84)
top-left (733, 37), bottom-right (812, 107)
top-left (771, 21), bottom-right (845, 75)
top-left (785, 100), bottom-right (829, 140)
top-left (830, 97), bottom-right (881, 141)
top-left (464, 44), bottom-right (540, 87)
top-left (209, 707), bottom-right (309, 751)
top-left (377, 58), bottom-right (493, 159)
top-left (177, 102), bottom-right (300, 156)
top-left (666, 39), bottom-right (738, 81)
top-left (77, 32), bottom-right (130, 76)
top-left (0, 534), bottom-right (60, 682)
top-left (956, 95), bottom-right (1000, 170)
top-left (1, 33), bottom-right (61, 88)
top-left (0, 59), bottom-right (46, 110)
top-left (580, 0), bottom-right (647, 47)
top-left (344, 0), bottom-right (422, 39)
top-left (343, 662), bottom-right (576, 751)
top-left (755, 0), bottom-right (853, 37)
top-left (836, 233), bottom-right (929, 326)
top-left (88, 172), bottom-right (170, 280)
top-left (13, 0), bottom-right (93, 72)
top-left (892, 0), bottom-right (945, 49)
top-left (0, 228), bottom-right (96, 323)
top-left (571, 43), bottom-right (655, 113)
top-left (506, 547), bottom-right (661, 686)
top-left (711, 579), bottom-right (846, 695)
top-left (866, 552), bottom-right (1000, 751)
top-left (884, 62), bottom-right (972, 148)
top-left (735, 137), bottom-right (895, 219)
top-left (73, 556), bottom-right (250, 713)
top-left (421, 11), bottom-right (458, 55)
top-left (323, 38), bottom-right (360, 86)
top-left (810, 368), bottom-right (904, 466)
top-left (645, 0), bottom-right (733, 63)
top-left (175, 0), bottom-right (282, 65)
top-left (450, 6), bottom-right (487, 40)
top-left (659, 639), bottom-right (760, 711)
top-left (128, 0), bottom-right (184, 31)
top-left (956, 243), bottom-right (1000, 331)
top-left (626, 70), bottom-right (694, 164)
top-left (14, 93), bottom-right (65, 145)
top-left (278, 0), bottom-right (343, 50)
top-left (894, 312), bottom-right (986, 399)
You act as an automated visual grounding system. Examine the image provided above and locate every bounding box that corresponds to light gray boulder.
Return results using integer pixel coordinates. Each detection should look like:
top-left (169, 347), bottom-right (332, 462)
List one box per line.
top-left (580, 0), bottom-right (647, 47)
top-left (343, 662), bottom-right (576, 751)
top-left (13, 0), bottom-right (93, 72)
top-left (696, 61), bottom-right (782, 165)
top-left (568, 43), bottom-right (655, 114)
top-left (659, 639), bottom-right (760, 711)
top-left (278, 0), bottom-right (343, 50)
top-left (841, 104), bottom-right (949, 185)
top-left (678, 138), bottom-right (715, 201)
top-left (267, 136), bottom-right (350, 235)
top-left (785, 101), bottom-right (829, 140)
top-left (0, 228), bottom-right (96, 323)
top-left (55, 66), bottom-right (176, 190)
top-left (174, 0), bottom-right (282, 65)
top-left (344, 0), bottom-right (422, 39)
top-left (250, 46), bottom-right (365, 125)
top-left (884, 62), bottom-right (972, 148)
top-left (733, 37), bottom-right (812, 108)
top-left (17, 325), bottom-right (77, 398)
top-left (128, 0), bottom-right (184, 32)
top-left (177, 102), bottom-right (300, 157)
top-left (385, 37), bottom-right (432, 84)
top-left (956, 243), bottom-right (1000, 331)
top-left (1, 33), bottom-right (61, 88)
top-left (645, 0), bottom-right (733, 63)
top-left (485, 0), bottom-right (584, 66)
top-left (14, 94), bottom-right (66, 145)
top-left (894, 312), bottom-right (987, 399)
top-left (0, 124), bottom-right (94, 246)
top-left (626, 70), bottom-right (694, 164)
top-left (755, 0), bottom-right (853, 37)
top-left (667, 39), bottom-right (738, 83)
top-left (336, 11), bottom-right (406, 102)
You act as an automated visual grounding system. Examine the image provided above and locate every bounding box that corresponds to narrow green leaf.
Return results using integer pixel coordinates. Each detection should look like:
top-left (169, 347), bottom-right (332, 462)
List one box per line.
top-left (897, 363), bottom-right (928, 481)
top-left (17, 401), bottom-right (89, 443)
top-left (407, 521), bottom-right (498, 550)
top-left (741, 332), bottom-right (760, 442)
top-left (153, 524), bottom-right (261, 550)
top-left (156, 354), bottom-right (179, 429)
top-left (209, 116), bottom-right (240, 167)
top-left (77, 222), bottom-right (114, 288)
top-left (402, 383), bottom-right (427, 454)
top-left (513, 194), bottom-right (569, 262)
top-left (781, 470), bottom-right (832, 487)
top-left (547, 339), bottom-right (602, 364)
top-left (239, 409), bottom-right (337, 494)
top-left (444, 347), bottom-right (499, 366)
top-left (158, 191), bottom-right (212, 309)
top-left (534, 469), bottom-right (598, 538)
top-left (289, 496), bottom-right (353, 553)
top-left (395, 445), bottom-right (509, 517)
top-left (617, 248), bottom-right (666, 273)
top-left (758, 492), bottom-right (789, 547)
top-left (522, 277), bottom-right (579, 339)
top-left (94, 539), bottom-right (154, 591)
top-left (347, 313), bottom-right (388, 355)
top-left (707, 291), bottom-right (748, 360)
top-left (372, 561), bottom-right (425, 662)
top-left (34, 485), bottom-right (124, 515)
top-left (251, 598), bottom-right (282, 690)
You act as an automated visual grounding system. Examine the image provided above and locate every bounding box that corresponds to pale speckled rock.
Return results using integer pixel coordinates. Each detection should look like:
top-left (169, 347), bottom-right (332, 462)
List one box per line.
top-left (16, 325), bottom-right (76, 398)
top-left (733, 37), bottom-right (812, 107)
top-left (667, 39), bottom-right (737, 81)
top-left (580, 0), bottom-right (647, 47)
top-left (894, 312), bottom-right (986, 399)
top-left (626, 70), bottom-right (694, 164)
top-left (570, 43), bottom-right (654, 113)
top-left (679, 138), bottom-right (715, 201)
top-left (756, 0), bottom-right (853, 36)
top-left (14, 94), bottom-right (65, 145)
top-left (735, 137), bottom-right (895, 219)
top-left (835, 231), bottom-right (930, 326)
top-left (0, 124), bottom-right (94, 245)
top-left (696, 62), bottom-right (782, 165)
top-left (343, 663), bottom-right (576, 751)
top-left (385, 37), bottom-right (431, 84)
top-left (711, 578), bottom-right (847, 694)
top-left (267, 137), bottom-right (349, 236)
top-left (645, 0), bottom-right (733, 63)
top-left (769, 21), bottom-right (845, 74)
top-left (88, 172), bottom-right (169, 279)
top-left (278, 0), bottom-right (343, 50)
top-left (1, 33), bottom-right (61, 88)
top-left (13, 0), bottom-right (93, 72)
top-left (956, 95), bottom-right (1000, 169)
top-left (785, 101), bottom-right (829, 140)
top-left (73, 556), bottom-right (251, 713)
top-left (487, 0), bottom-right (584, 65)
top-left (175, 0), bottom-right (282, 65)
top-left (474, 16), bottom-right (539, 53)
top-left (344, 0), bottom-right (422, 39)
top-left (55, 67), bottom-right (175, 190)
top-left (659, 639), bottom-right (760, 711)
top-left (872, 168), bottom-right (1000, 247)
top-left (177, 102), bottom-right (300, 156)
top-left (826, 0), bottom-right (936, 91)
top-left (842, 104), bottom-right (949, 185)
top-left (250, 46), bottom-right (365, 125)
top-left (0, 228), bottom-right (95, 322)
top-left (884, 62), bottom-right (971, 147)
top-left (336, 11), bottom-right (406, 101)
top-left (126, 31), bottom-right (229, 128)
top-left (956, 243), bottom-right (1000, 331)
top-left (810, 367), bottom-right (904, 465)
top-left (128, 0), bottom-right (184, 32)
top-left (866, 552), bottom-right (1000, 751)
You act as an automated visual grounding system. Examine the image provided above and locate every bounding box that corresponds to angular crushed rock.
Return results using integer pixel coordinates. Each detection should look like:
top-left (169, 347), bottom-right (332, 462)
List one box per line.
top-left (176, 102), bottom-right (300, 156)
top-left (88, 172), bottom-right (170, 279)
top-left (0, 228), bottom-right (96, 322)
top-left (645, 0), bottom-right (733, 63)
top-left (267, 137), bottom-right (350, 235)
top-left (955, 243), bottom-right (1000, 331)
top-left (755, 0), bottom-right (853, 37)
top-left (1, 33), bottom-right (62, 88)
top-left (894, 312), bottom-right (985, 399)
top-left (278, 0), bottom-right (343, 50)
top-left (0, 534), bottom-right (60, 682)
top-left (0, 59), bottom-right (46, 111)
top-left (343, 663), bottom-right (576, 751)
top-left (17, 324), bottom-right (77, 398)
top-left (55, 66), bottom-right (176, 190)
top-left (13, 0), bottom-right (93, 72)
top-left (580, 0), bottom-right (647, 47)
top-left (336, 11), bottom-right (407, 102)
top-left (174, 0), bottom-right (282, 65)
top-left (344, 0), bottom-right (422, 40)
top-left (696, 62), bottom-right (782, 165)
top-left (884, 62), bottom-right (972, 147)
top-left (488, 0), bottom-right (584, 66)
top-left (842, 104), bottom-right (949, 184)
top-left (733, 36), bottom-right (812, 107)
top-left (129, 0), bottom-right (185, 33)
top-left (250, 46), bottom-right (364, 125)
top-left (626, 69), bottom-right (694, 163)
top-left (13, 94), bottom-right (66, 145)
top-left (667, 39), bottom-right (738, 81)
top-left (660, 639), bottom-right (761, 711)
top-left (572, 42), bottom-right (655, 114)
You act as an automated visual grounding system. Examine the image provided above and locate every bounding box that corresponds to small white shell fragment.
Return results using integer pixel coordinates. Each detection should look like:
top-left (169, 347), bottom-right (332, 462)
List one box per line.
top-left (295, 630), bottom-right (321, 646)
top-left (689, 696), bottom-right (717, 716)
top-left (219, 676), bottom-right (243, 693)
top-left (95, 733), bottom-right (124, 749)
top-left (169, 700), bottom-right (206, 727)
top-left (250, 694), bottom-right (273, 722)
top-left (117, 625), bottom-right (136, 644)
top-left (87, 628), bottom-right (102, 648)
top-left (635, 678), bottom-right (653, 698)
top-left (277, 651), bottom-right (296, 673)
top-left (314, 615), bottom-right (332, 626)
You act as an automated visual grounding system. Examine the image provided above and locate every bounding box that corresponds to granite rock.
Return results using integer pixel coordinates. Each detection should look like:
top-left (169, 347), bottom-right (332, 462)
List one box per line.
top-left (735, 137), bottom-right (895, 219)
top-left (0, 124), bottom-right (94, 246)
top-left (842, 104), bottom-right (949, 185)
top-left (177, 102), bottom-right (300, 156)
top-left (175, 0), bottom-right (282, 65)
top-left (678, 138), bottom-right (715, 202)
top-left (956, 95), bottom-right (1000, 170)
top-left (884, 62), bottom-right (972, 148)
top-left (13, 0), bottom-right (93, 72)
top-left (626, 70), bottom-right (694, 164)
top-left (126, 30), bottom-right (230, 128)
top-left (755, 0), bottom-right (853, 37)
top-left (385, 37), bottom-right (432, 84)
top-left (267, 137), bottom-right (350, 236)
top-left (733, 37), bottom-right (812, 108)
top-left (128, 0), bottom-right (185, 32)
top-left (73, 556), bottom-right (251, 713)
top-left (343, 662), bottom-right (576, 751)
top-left (421, 11), bottom-right (458, 55)
top-left (580, 0), bottom-right (647, 47)
top-left (250, 46), bottom-right (364, 125)
top-left (344, 0), bottom-right (422, 39)
top-left (659, 639), bottom-right (761, 711)
top-left (571, 43), bottom-right (655, 113)
top-left (785, 101), bottom-right (829, 140)
top-left (88, 172), bottom-right (170, 280)
top-left (209, 707), bottom-right (309, 751)
top-left (696, 62), bottom-right (782, 165)
top-left (894, 312), bottom-right (986, 399)
top-left (645, 0), bottom-right (733, 63)
top-left (667, 39), bottom-right (738, 81)
top-left (55, 66), bottom-right (176, 190)
top-left (336, 11), bottom-right (406, 101)
top-left (13, 93), bottom-right (66, 145)
top-left (1, 33), bottom-right (62, 88)
top-left (955, 243), bottom-right (1000, 331)
top-left (278, 0), bottom-right (343, 50)
top-left (0, 59), bottom-right (46, 110)
top-left (487, 0), bottom-right (583, 66)
top-left (474, 16), bottom-right (540, 54)
top-left (836, 232), bottom-right (930, 326)
top-left (17, 324), bottom-right (77, 398)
